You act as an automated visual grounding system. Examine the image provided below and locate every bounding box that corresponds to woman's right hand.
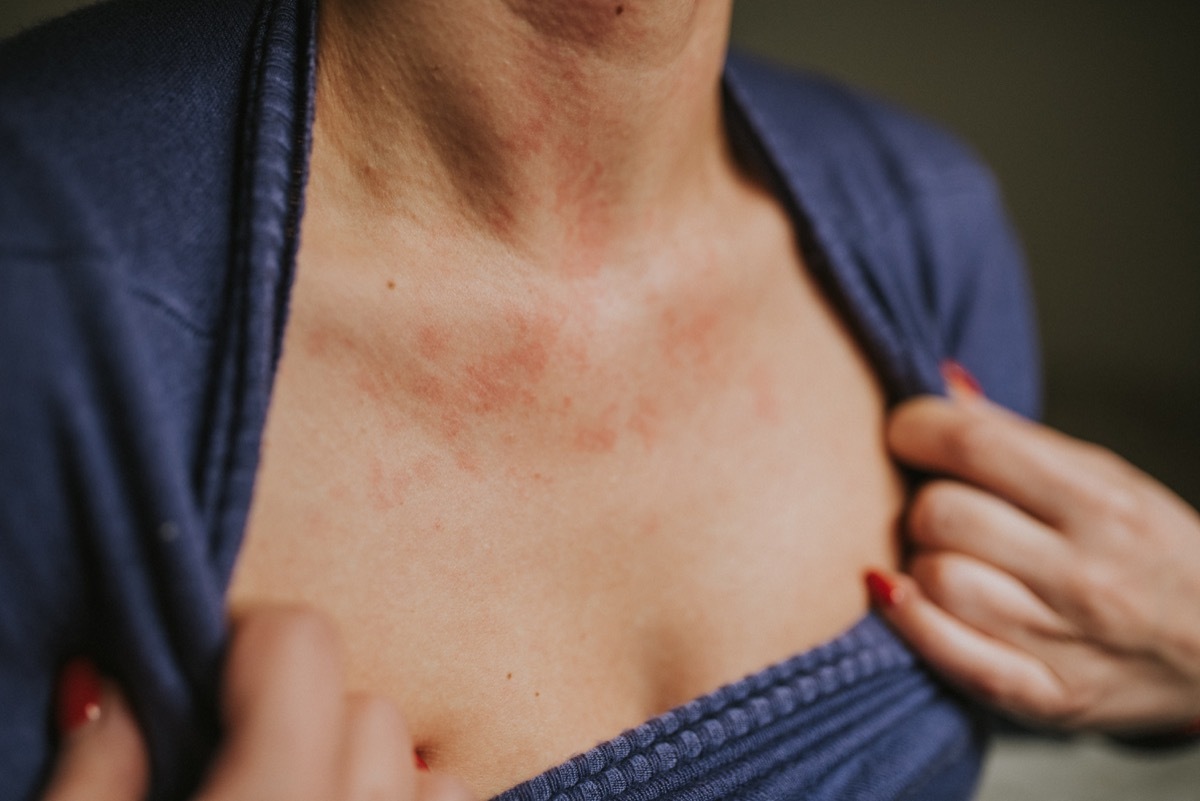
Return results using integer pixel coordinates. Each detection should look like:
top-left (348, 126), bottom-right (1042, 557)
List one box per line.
top-left (41, 607), bottom-right (474, 801)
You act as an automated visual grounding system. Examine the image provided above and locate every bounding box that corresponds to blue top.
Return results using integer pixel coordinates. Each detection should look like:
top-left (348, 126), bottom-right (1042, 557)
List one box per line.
top-left (0, 1), bottom-right (1040, 799)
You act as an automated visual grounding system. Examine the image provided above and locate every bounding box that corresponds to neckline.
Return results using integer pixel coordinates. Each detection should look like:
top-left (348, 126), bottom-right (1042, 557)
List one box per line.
top-left (221, 10), bottom-right (941, 796)
top-left (490, 613), bottom-right (925, 801)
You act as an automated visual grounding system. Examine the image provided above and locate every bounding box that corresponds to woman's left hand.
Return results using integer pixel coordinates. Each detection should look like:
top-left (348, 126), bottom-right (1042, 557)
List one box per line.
top-left (876, 390), bottom-right (1200, 735)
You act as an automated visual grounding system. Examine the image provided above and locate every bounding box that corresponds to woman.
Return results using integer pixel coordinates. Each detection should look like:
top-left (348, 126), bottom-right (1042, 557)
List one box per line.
top-left (3, 1), bottom-right (1198, 800)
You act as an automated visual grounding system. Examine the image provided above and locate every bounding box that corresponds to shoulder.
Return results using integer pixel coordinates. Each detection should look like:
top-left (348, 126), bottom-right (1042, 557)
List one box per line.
top-left (0, 0), bottom-right (270, 445)
top-left (724, 51), bottom-right (1001, 223)
top-left (0, 0), bottom-right (262, 263)
top-left (725, 51), bottom-right (1041, 417)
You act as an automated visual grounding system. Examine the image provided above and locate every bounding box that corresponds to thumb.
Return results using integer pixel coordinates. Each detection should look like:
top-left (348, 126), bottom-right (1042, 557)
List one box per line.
top-left (41, 659), bottom-right (150, 801)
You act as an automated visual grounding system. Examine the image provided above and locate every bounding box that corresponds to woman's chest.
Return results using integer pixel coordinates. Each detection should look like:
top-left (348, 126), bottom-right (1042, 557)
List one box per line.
top-left (230, 241), bottom-right (905, 795)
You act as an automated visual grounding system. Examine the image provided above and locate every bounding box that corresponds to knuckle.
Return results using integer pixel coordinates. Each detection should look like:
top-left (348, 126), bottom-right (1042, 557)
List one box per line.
top-left (1080, 441), bottom-right (1142, 485)
top-left (1081, 441), bottom-right (1124, 471)
top-left (943, 415), bottom-right (999, 471)
top-left (908, 552), bottom-right (958, 605)
top-left (1096, 485), bottom-right (1144, 533)
top-left (1061, 560), bottom-right (1136, 640)
top-left (908, 481), bottom-right (964, 544)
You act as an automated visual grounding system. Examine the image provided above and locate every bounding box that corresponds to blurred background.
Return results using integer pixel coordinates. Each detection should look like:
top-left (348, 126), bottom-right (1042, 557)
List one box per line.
top-left (4, 1), bottom-right (1198, 798)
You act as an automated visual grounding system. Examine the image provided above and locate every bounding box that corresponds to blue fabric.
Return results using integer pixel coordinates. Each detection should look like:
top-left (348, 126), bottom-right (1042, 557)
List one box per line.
top-left (494, 616), bottom-right (986, 801)
top-left (0, 1), bottom-right (1039, 799)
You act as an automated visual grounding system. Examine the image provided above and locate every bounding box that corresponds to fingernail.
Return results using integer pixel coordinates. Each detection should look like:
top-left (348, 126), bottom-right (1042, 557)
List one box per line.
top-left (57, 658), bottom-right (103, 735)
top-left (940, 359), bottom-right (983, 400)
top-left (414, 751), bottom-right (430, 771)
top-left (865, 570), bottom-right (904, 608)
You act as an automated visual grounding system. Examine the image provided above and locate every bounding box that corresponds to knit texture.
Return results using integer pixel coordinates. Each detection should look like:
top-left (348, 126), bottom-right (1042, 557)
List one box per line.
top-left (0, 1), bottom-right (1038, 798)
top-left (496, 615), bottom-right (985, 801)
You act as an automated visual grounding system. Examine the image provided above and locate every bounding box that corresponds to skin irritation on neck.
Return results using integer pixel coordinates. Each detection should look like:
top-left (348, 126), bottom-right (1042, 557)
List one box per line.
top-left (313, 0), bottom-right (736, 274)
top-left (239, 2), bottom-right (906, 794)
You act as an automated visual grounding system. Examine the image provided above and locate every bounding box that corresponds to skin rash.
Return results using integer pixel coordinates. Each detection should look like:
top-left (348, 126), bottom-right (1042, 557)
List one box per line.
top-left (230, 0), bottom-right (906, 795)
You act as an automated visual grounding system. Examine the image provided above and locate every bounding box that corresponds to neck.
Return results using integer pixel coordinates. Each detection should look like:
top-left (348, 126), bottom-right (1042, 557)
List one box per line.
top-left (313, 0), bottom-right (736, 269)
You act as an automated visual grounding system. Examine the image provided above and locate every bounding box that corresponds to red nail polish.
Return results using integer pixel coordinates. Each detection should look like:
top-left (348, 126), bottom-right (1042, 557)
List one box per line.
top-left (57, 658), bottom-right (102, 735)
top-left (940, 359), bottom-right (983, 399)
top-left (865, 570), bottom-right (904, 608)
top-left (414, 751), bottom-right (430, 771)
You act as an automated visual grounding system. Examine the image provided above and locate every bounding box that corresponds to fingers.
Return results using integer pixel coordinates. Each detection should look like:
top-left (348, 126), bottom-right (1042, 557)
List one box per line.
top-left (196, 606), bottom-right (458, 801)
top-left (888, 396), bottom-right (1121, 529)
top-left (339, 694), bottom-right (417, 801)
top-left (907, 479), bottom-right (1073, 608)
top-left (42, 660), bottom-right (149, 801)
top-left (198, 606), bottom-right (349, 800)
top-left (866, 568), bottom-right (1077, 724)
top-left (907, 551), bottom-right (1078, 651)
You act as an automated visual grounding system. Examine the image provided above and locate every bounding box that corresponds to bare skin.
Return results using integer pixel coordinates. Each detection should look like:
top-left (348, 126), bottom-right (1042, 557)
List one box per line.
top-left (35, 5), bottom-right (1200, 801)
top-left (879, 390), bottom-right (1200, 735)
top-left (229, 0), bottom-right (904, 796)
top-left (43, 610), bottom-right (474, 801)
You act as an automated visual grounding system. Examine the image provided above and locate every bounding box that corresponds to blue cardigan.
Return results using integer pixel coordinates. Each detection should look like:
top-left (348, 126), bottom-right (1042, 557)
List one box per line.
top-left (0, 0), bottom-right (1040, 798)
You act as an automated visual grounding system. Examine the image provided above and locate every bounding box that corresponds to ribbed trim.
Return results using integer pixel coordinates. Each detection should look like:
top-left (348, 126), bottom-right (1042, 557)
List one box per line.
top-left (494, 614), bottom-right (938, 801)
top-left (210, 0), bottom-right (314, 584)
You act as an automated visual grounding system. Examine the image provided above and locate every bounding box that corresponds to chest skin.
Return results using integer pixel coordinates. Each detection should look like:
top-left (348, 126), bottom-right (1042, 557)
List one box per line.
top-left (230, 164), bottom-right (906, 796)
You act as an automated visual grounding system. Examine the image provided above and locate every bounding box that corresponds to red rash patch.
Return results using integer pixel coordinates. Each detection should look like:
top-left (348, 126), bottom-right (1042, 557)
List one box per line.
top-left (500, 94), bottom-right (549, 160)
top-left (411, 373), bottom-right (445, 404)
top-left (439, 409), bottom-right (466, 441)
top-left (557, 159), bottom-right (613, 278)
top-left (353, 368), bottom-right (387, 404)
top-left (417, 325), bottom-right (450, 361)
top-left (394, 308), bottom-right (569, 453)
top-left (660, 307), bottom-right (721, 370)
top-left (573, 424), bottom-right (618, 454)
top-left (460, 313), bottom-right (554, 414)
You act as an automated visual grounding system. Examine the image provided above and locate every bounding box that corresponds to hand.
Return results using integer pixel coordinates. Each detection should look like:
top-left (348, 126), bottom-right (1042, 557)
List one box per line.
top-left (874, 390), bottom-right (1200, 735)
top-left (41, 607), bottom-right (473, 801)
